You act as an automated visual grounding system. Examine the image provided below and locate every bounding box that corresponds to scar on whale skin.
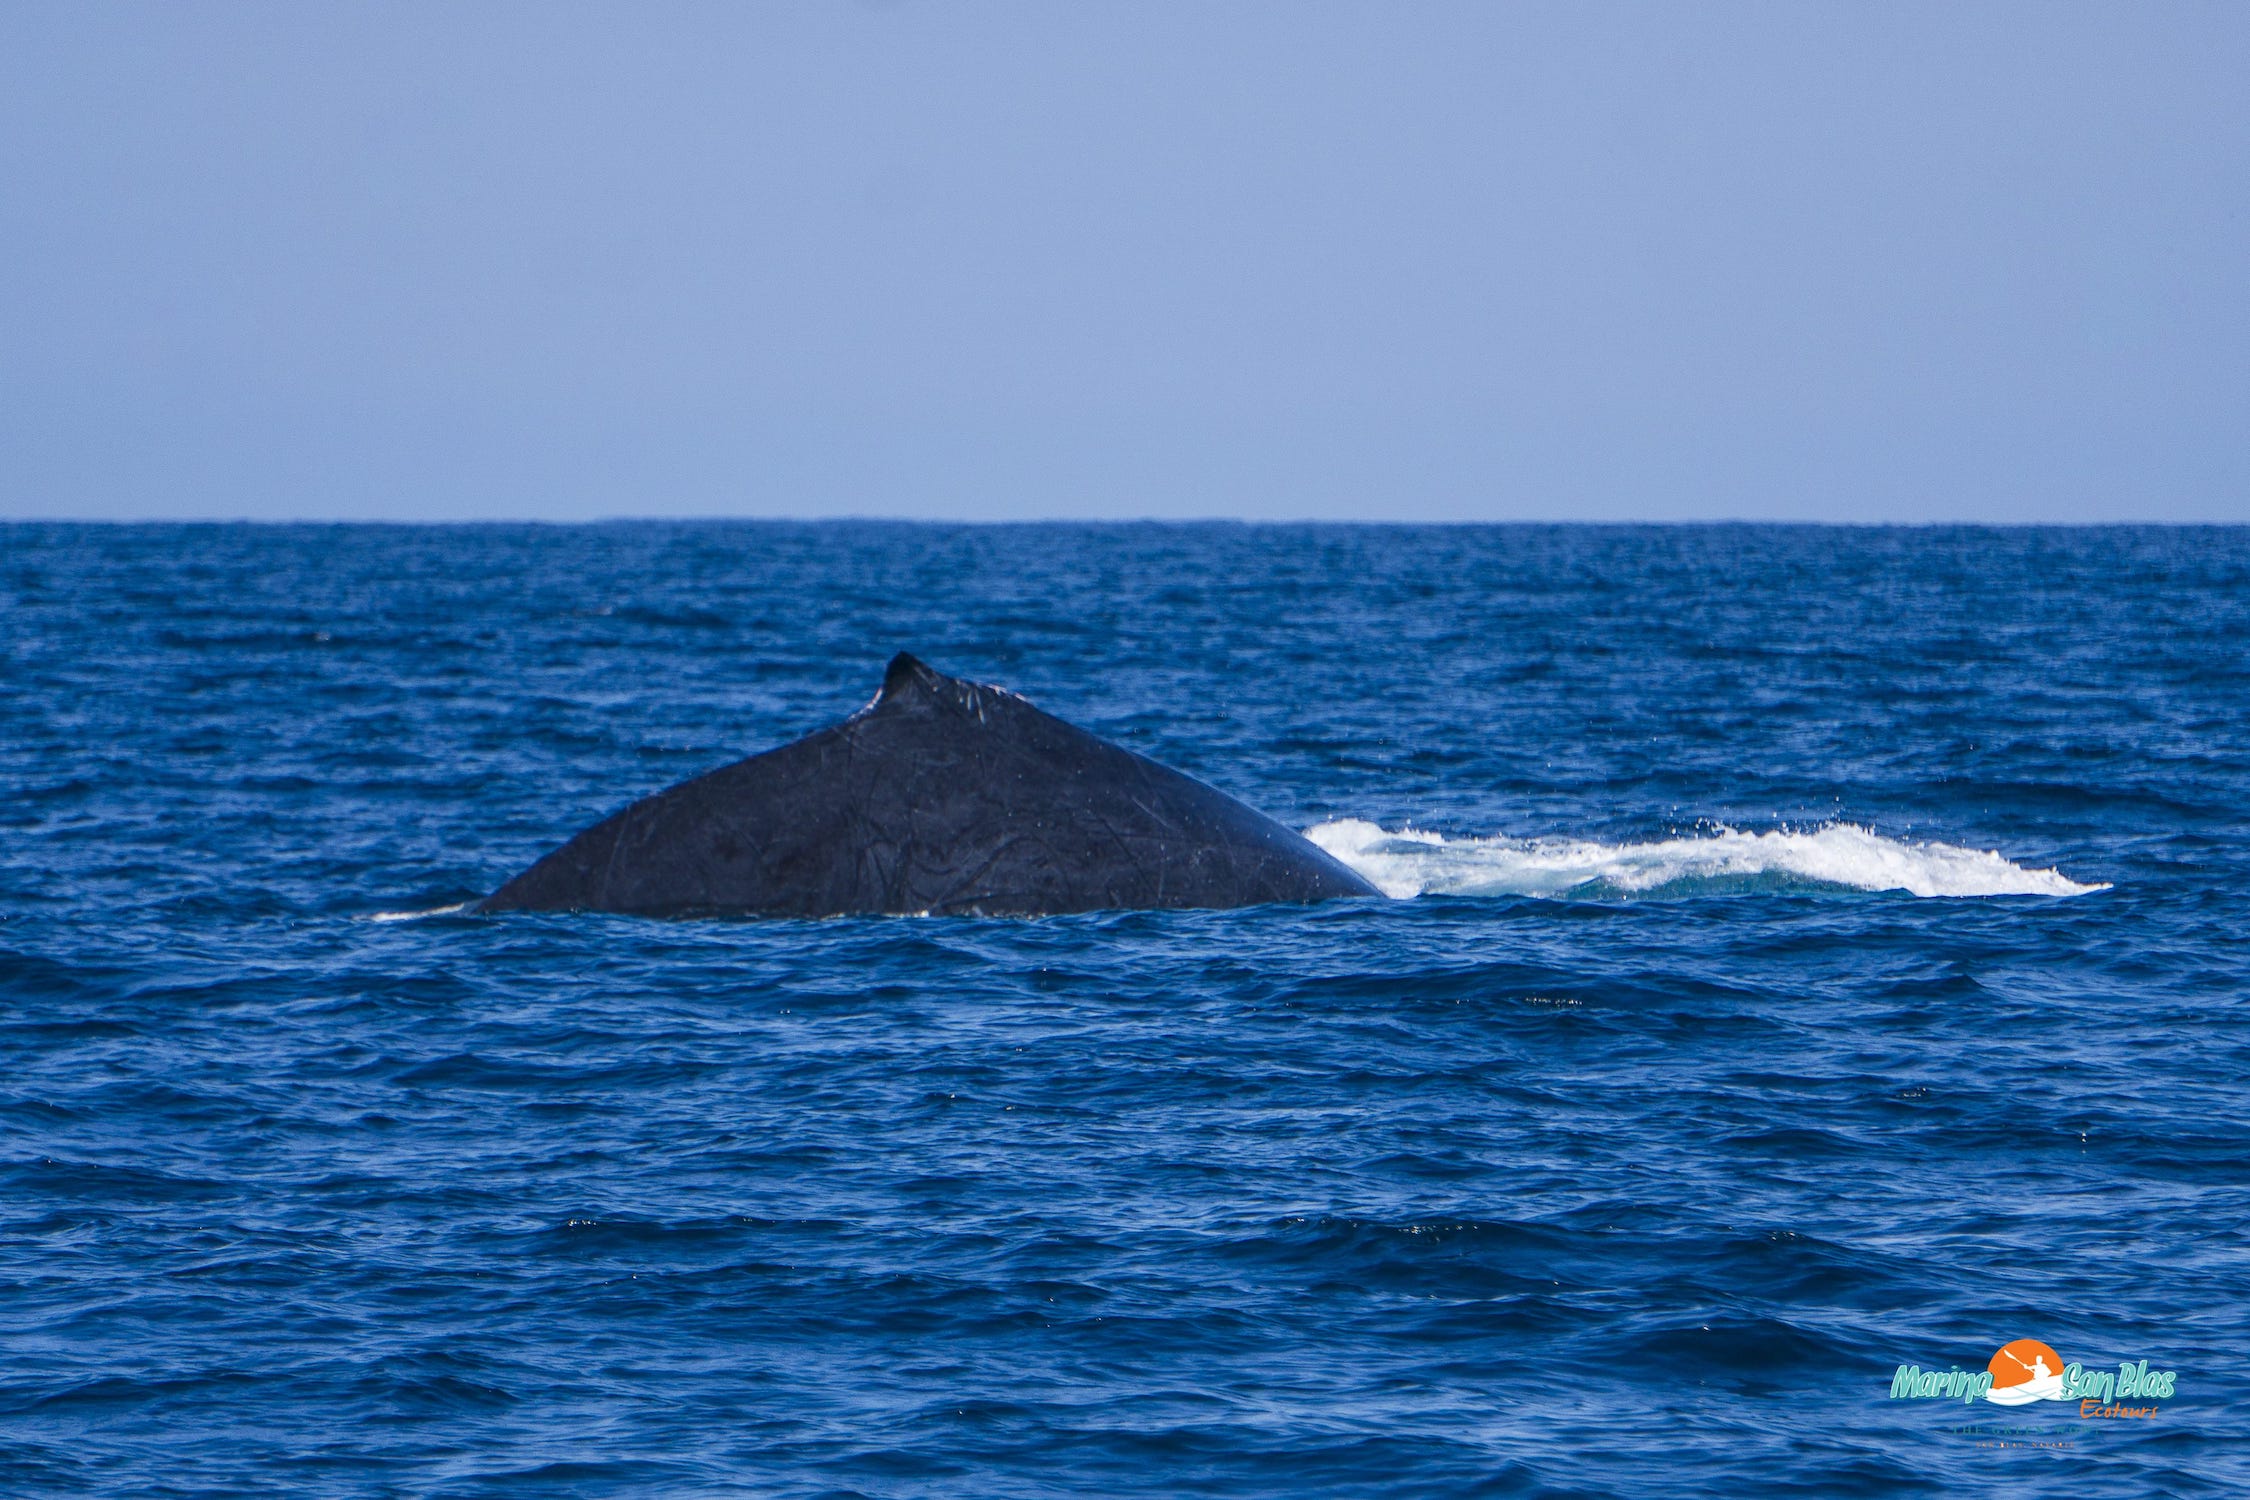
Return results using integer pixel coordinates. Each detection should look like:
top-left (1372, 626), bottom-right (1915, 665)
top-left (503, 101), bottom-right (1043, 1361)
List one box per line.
top-left (478, 653), bottom-right (1380, 918)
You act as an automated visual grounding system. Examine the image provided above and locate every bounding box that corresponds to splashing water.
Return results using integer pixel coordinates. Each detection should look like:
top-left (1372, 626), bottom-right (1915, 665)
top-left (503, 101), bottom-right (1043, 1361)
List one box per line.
top-left (365, 901), bottom-right (472, 923)
top-left (1305, 819), bottom-right (2107, 900)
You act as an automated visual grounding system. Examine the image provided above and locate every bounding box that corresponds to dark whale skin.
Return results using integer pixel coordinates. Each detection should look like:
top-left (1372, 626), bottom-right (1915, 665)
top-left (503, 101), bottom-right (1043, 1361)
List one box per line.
top-left (478, 654), bottom-right (1380, 917)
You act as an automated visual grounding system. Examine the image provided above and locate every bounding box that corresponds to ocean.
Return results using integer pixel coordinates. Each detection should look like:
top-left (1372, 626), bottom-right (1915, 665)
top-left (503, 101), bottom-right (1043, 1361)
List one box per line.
top-left (3, 522), bottom-right (2244, 1495)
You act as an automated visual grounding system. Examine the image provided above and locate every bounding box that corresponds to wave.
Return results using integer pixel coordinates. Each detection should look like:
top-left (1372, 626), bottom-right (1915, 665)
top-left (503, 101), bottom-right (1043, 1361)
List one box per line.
top-left (1305, 820), bottom-right (2107, 900)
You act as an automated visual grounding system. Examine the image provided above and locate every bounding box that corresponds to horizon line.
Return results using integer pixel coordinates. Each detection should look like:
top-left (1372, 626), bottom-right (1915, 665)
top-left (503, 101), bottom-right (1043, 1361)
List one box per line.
top-left (5, 514), bottom-right (2246, 530)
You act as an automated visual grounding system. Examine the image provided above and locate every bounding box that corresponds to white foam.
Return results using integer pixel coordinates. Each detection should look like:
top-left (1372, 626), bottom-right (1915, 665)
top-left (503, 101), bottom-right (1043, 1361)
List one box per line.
top-left (365, 901), bottom-right (473, 923)
top-left (1305, 819), bottom-right (2107, 900)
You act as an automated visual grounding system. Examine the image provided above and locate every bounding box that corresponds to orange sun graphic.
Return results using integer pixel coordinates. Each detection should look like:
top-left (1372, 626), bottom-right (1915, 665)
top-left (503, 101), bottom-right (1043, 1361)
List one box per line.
top-left (1986, 1338), bottom-right (2067, 1405)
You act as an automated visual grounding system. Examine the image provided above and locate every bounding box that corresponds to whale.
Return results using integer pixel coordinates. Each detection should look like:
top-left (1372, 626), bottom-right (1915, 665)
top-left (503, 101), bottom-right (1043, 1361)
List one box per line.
top-left (478, 653), bottom-right (1381, 917)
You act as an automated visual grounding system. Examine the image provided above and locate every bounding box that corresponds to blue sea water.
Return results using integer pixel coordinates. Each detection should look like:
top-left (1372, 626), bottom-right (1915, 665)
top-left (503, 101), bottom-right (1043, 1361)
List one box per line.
top-left (3, 521), bottom-right (2246, 1497)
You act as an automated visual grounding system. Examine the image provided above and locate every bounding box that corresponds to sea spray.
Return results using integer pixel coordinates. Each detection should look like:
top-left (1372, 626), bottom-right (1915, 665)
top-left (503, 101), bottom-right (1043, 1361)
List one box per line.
top-left (1306, 820), bottom-right (2106, 900)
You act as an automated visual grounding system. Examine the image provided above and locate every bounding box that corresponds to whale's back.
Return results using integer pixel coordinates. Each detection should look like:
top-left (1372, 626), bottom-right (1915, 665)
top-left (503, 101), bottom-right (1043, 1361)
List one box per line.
top-left (479, 654), bottom-right (1378, 917)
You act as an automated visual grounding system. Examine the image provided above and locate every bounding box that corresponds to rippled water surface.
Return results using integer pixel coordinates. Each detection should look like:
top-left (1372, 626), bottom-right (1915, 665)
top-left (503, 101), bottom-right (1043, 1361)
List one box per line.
top-left (4, 523), bottom-right (2246, 1495)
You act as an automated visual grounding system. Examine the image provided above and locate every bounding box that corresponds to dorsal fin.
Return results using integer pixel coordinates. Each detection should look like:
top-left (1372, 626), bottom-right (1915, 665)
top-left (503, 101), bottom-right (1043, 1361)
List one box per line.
top-left (881, 651), bottom-right (932, 700)
top-left (868, 652), bottom-right (1029, 721)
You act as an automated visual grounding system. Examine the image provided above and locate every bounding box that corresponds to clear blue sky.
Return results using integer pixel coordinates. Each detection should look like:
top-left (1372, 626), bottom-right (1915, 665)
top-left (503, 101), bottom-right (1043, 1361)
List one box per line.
top-left (4, 3), bottom-right (2246, 522)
